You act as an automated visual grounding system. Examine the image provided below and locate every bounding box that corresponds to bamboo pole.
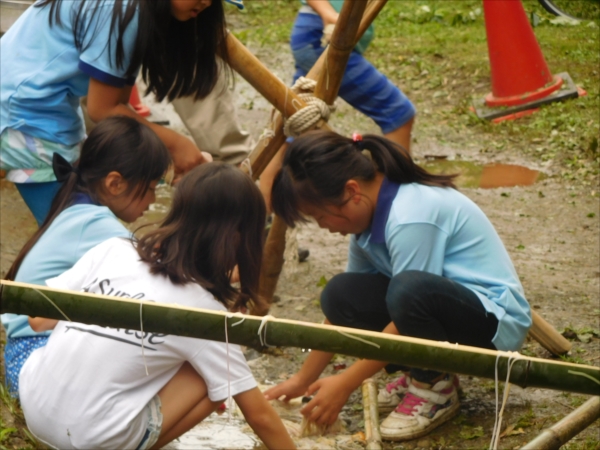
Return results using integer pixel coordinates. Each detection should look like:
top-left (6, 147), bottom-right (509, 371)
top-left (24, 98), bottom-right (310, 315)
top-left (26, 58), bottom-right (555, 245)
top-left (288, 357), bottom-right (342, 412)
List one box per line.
top-left (362, 379), bottom-right (383, 450)
top-left (521, 396), bottom-right (600, 450)
top-left (529, 310), bottom-right (571, 356)
top-left (2, 280), bottom-right (599, 396)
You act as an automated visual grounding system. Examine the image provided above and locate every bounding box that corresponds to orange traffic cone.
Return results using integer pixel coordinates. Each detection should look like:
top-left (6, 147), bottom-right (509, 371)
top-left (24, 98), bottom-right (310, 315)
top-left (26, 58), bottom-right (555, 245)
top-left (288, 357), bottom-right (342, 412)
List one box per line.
top-left (474, 0), bottom-right (580, 121)
top-left (129, 84), bottom-right (151, 117)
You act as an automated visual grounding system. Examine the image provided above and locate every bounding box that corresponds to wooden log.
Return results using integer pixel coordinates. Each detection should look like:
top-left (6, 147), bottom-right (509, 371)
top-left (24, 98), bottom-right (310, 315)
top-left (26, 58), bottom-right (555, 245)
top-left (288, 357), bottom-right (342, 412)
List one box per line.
top-left (520, 396), bottom-right (600, 450)
top-left (1, 280), bottom-right (599, 396)
top-left (529, 310), bottom-right (572, 356)
top-left (256, 214), bottom-right (287, 315)
top-left (362, 379), bottom-right (383, 450)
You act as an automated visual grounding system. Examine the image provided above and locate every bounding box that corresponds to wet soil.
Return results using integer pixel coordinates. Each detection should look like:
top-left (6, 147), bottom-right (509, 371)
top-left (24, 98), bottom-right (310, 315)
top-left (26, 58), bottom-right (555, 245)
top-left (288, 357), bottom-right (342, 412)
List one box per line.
top-left (1, 39), bottom-right (599, 450)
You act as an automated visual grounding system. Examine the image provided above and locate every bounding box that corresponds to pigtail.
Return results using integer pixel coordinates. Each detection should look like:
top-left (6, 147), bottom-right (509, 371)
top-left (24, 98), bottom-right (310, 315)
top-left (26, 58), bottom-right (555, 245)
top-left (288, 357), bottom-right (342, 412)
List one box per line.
top-left (362, 135), bottom-right (457, 189)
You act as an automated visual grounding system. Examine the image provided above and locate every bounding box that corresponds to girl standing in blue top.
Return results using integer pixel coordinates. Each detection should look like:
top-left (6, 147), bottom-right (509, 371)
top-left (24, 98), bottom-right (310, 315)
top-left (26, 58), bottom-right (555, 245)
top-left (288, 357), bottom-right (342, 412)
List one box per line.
top-left (2, 116), bottom-right (171, 399)
top-left (264, 130), bottom-right (531, 442)
top-left (0, 0), bottom-right (238, 224)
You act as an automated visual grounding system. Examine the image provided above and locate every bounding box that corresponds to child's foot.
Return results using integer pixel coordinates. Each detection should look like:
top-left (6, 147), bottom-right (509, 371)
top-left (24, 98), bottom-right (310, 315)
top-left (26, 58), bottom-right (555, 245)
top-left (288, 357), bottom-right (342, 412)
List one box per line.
top-left (380, 374), bottom-right (460, 441)
top-left (377, 375), bottom-right (410, 413)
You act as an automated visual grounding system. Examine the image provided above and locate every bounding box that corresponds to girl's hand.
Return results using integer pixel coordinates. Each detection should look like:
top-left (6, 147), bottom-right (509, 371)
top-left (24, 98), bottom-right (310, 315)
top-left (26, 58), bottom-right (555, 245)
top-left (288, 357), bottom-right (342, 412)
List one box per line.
top-left (301, 375), bottom-right (354, 426)
top-left (171, 136), bottom-right (210, 179)
top-left (263, 374), bottom-right (310, 403)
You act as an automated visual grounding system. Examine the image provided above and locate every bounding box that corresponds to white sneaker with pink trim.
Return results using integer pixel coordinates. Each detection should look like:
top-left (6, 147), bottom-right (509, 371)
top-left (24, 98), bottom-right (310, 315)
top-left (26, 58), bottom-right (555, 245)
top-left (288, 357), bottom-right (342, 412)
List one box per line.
top-left (379, 374), bottom-right (460, 441)
top-left (377, 375), bottom-right (410, 412)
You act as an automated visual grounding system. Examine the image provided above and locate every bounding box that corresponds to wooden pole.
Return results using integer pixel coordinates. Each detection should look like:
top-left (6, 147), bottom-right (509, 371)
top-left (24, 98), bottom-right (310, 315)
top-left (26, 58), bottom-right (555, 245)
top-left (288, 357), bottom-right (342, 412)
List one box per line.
top-left (530, 310), bottom-right (571, 356)
top-left (2, 280), bottom-right (599, 396)
top-left (362, 379), bottom-right (383, 450)
top-left (520, 396), bottom-right (600, 450)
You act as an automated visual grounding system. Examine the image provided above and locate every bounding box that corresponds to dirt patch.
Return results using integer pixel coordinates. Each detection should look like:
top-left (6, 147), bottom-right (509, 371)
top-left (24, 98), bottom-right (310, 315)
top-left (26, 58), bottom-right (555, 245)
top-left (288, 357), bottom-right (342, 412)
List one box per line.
top-left (2, 18), bottom-right (599, 450)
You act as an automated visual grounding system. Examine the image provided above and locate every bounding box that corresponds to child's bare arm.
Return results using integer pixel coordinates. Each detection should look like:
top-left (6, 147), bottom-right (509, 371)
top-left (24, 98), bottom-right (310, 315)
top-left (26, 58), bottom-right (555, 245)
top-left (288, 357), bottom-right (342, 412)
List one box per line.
top-left (306, 0), bottom-right (339, 25)
top-left (28, 317), bottom-right (58, 332)
top-left (235, 387), bottom-right (296, 449)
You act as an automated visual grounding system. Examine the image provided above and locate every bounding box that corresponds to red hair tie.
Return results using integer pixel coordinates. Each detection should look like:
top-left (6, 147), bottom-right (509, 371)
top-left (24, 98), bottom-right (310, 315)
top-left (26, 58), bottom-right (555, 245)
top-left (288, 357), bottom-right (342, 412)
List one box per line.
top-left (352, 132), bottom-right (363, 142)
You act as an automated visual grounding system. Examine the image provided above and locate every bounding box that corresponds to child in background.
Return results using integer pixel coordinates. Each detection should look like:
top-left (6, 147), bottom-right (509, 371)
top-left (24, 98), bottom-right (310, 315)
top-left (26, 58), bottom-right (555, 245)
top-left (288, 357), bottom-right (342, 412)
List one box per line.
top-left (2, 116), bottom-right (171, 399)
top-left (0, 0), bottom-right (238, 224)
top-left (292, 0), bottom-right (415, 150)
top-left (264, 130), bottom-right (531, 442)
top-left (19, 163), bottom-right (296, 450)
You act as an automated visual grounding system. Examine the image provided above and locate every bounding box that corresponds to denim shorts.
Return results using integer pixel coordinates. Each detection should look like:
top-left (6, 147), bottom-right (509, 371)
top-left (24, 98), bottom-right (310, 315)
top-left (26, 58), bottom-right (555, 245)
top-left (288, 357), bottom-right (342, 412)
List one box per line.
top-left (136, 395), bottom-right (163, 450)
top-left (4, 335), bottom-right (49, 399)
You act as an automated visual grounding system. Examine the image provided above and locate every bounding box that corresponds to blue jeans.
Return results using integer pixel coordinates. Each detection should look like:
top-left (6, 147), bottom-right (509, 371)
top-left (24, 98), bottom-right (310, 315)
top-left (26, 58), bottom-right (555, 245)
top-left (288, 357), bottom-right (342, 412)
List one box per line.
top-left (320, 271), bottom-right (499, 383)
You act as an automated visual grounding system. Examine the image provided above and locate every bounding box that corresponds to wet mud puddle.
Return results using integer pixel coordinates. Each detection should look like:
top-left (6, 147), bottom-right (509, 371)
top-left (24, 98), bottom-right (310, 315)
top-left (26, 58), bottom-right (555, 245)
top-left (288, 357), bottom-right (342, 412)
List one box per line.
top-left (421, 160), bottom-right (541, 189)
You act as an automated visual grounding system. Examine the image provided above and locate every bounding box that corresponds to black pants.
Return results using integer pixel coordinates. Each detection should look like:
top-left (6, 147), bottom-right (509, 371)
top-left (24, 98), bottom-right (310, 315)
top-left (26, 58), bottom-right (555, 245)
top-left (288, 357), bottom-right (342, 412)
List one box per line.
top-left (320, 270), bottom-right (499, 383)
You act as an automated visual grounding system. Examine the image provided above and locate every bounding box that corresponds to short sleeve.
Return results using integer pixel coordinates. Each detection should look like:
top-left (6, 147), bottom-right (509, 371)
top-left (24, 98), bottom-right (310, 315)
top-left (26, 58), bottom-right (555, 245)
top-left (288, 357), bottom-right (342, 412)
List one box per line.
top-left (77, 1), bottom-right (140, 87)
top-left (346, 237), bottom-right (378, 274)
top-left (387, 223), bottom-right (448, 276)
top-left (46, 245), bottom-right (99, 292)
top-left (74, 212), bottom-right (131, 258)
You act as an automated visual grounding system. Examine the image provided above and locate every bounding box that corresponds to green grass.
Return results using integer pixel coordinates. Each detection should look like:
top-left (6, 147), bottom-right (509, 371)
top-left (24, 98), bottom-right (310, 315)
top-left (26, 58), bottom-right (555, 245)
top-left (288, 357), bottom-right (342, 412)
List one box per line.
top-left (233, 0), bottom-right (599, 186)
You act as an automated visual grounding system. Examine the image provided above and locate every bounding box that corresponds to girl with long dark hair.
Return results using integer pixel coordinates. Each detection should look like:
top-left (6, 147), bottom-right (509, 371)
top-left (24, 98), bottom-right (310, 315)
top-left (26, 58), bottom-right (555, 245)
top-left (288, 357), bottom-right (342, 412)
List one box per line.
top-left (1, 0), bottom-right (238, 224)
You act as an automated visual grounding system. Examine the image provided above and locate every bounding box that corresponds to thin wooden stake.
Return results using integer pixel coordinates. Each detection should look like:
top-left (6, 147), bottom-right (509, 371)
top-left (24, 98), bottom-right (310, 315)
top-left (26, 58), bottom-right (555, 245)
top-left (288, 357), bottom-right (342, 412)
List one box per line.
top-left (362, 379), bottom-right (383, 450)
top-left (520, 396), bottom-right (600, 450)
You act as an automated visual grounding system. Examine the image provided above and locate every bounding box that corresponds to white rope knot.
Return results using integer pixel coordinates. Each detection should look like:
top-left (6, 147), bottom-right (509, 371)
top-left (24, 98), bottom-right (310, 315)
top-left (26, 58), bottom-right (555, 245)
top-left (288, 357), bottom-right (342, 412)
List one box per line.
top-left (490, 351), bottom-right (524, 450)
top-left (283, 77), bottom-right (336, 138)
top-left (258, 314), bottom-right (276, 348)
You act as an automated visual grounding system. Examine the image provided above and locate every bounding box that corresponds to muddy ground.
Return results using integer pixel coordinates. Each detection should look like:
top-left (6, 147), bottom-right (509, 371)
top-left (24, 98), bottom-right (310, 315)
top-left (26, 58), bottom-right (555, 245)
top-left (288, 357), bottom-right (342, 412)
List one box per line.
top-left (2, 15), bottom-right (600, 450)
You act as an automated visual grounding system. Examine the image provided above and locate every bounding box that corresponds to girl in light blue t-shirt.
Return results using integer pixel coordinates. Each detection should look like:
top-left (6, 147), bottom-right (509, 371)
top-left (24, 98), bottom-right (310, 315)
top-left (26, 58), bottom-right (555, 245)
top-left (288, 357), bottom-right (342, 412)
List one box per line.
top-left (2, 116), bottom-right (171, 399)
top-left (264, 130), bottom-right (531, 443)
top-left (1, 0), bottom-right (238, 224)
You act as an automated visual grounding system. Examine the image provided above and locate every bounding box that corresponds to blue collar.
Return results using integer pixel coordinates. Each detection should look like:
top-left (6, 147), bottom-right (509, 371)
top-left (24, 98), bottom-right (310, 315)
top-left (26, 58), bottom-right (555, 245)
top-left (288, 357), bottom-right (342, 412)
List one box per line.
top-left (369, 177), bottom-right (400, 244)
top-left (70, 193), bottom-right (99, 206)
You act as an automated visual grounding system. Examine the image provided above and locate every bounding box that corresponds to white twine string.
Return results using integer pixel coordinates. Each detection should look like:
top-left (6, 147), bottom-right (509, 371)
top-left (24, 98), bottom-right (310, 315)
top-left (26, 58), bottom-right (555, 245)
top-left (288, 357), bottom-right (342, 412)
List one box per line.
top-left (139, 301), bottom-right (149, 376)
top-left (224, 313), bottom-right (233, 422)
top-left (567, 370), bottom-right (600, 385)
top-left (258, 315), bottom-right (276, 348)
top-left (336, 330), bottom-right (381, 349)
top-left (490, 351), bottom-right (523, 450)
top-left (33, 289), bottom-right (72, 322)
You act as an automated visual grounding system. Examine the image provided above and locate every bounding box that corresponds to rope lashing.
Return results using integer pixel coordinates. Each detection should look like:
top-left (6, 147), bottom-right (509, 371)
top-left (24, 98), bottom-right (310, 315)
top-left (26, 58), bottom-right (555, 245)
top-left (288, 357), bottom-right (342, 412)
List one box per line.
top-left (283, 77), bottom-right (336, 138)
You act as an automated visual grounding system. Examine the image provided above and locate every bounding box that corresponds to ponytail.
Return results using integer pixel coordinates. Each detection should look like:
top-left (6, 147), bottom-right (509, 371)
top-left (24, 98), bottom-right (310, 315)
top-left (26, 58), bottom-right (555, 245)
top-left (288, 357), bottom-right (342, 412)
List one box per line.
top-left (4, 116), bottom-right (171, 281)
top-left (271, 130), bottom-right (456, 227)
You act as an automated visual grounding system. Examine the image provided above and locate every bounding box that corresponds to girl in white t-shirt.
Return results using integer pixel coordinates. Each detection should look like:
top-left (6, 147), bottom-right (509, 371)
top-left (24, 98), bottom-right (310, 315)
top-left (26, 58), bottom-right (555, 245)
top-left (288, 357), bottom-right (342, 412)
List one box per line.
top-left (19, 163), bottom-right (295, 450)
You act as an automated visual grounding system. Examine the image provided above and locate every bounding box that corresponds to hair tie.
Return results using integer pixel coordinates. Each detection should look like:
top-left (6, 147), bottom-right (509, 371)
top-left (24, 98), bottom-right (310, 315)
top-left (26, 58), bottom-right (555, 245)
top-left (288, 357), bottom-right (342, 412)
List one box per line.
top-left (352, 132), bottom-right (362, 142)
top-left (352, 132), bottom-right (366, 151)
top-left (52, 153), bottom-right (79, 183)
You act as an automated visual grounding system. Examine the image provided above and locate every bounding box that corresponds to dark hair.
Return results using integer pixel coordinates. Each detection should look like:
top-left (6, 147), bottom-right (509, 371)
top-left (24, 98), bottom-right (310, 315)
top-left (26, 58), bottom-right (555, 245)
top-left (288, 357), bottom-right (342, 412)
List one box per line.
top-left (271, 130), bottom-right (457, 227)
top-left (135, 163), bottom-right (267, 312)
top-left (37, 0), bottom-right (230, 101)
top-left (5, 116), bottom-right (171, 281)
